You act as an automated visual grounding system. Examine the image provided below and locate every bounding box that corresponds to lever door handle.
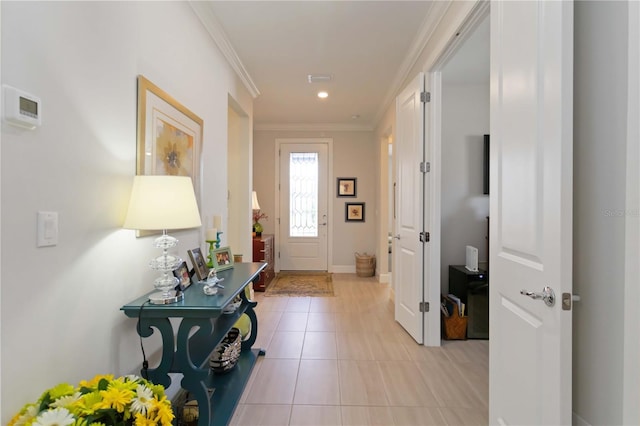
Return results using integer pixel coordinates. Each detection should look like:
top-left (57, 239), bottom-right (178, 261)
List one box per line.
top-left (393, 234), bottom-right (401, 240)
top-left (520, 286), bottom-right (556, 307)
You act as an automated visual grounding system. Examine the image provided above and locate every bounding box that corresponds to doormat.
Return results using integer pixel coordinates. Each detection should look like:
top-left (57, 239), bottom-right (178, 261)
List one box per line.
top-left (265, 271), bottom-right (334, 297)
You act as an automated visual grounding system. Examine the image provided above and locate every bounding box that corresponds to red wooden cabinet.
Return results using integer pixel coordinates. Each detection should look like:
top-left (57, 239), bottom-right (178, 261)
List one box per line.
top-left (252, 234), bottom-right (274, 291)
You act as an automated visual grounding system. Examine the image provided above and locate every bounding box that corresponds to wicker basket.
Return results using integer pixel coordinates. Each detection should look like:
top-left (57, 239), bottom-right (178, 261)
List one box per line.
top-left (210, 328), bottom-right (241, 374)
top-left (442, 296), bottom-right (468, 340)
top-left (355, 252), bottom-right (375, 277)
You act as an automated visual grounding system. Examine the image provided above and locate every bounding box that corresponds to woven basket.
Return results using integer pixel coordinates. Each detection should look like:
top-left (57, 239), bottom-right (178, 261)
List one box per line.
top-left (355, 252), bottom-right (375, 277)
top-left (442, 296), bottom-right (467, 340)
top-left (210, 328), bottom-right (241, 374)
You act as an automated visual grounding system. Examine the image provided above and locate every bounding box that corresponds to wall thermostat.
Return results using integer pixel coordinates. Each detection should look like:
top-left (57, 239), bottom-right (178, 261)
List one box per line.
top-left (3, 84), bottom-right (42, 129)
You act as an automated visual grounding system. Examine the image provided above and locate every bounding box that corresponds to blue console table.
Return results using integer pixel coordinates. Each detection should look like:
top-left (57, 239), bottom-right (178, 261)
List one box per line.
top-left (121, 262), bottom-right (266, 426)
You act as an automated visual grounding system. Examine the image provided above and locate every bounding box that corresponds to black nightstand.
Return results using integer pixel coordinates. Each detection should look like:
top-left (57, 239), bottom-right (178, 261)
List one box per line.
top-left (448, 265), bottom-right (489, 339)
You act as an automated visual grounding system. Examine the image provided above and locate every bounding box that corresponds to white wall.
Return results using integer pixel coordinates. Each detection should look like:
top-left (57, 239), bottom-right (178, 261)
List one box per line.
top-left (0, 2), bottom-right (252, 422)
top-left (439, 83), bottom-right (489, 293)
top-left (253, 130), bottom-right (377, 271)
top-left (573, 1), bottom-right (628, 424)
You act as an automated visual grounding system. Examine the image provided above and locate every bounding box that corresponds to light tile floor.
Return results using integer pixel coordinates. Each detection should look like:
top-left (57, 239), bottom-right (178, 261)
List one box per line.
top-left (230, 273), bottom-right (488, 426)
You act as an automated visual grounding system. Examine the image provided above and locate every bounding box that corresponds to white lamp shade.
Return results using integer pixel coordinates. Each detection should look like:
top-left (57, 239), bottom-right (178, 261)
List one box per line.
top-left (252, 191), bottom-right (261, 210)
top-left (123, 175), bottom-right (202, 230)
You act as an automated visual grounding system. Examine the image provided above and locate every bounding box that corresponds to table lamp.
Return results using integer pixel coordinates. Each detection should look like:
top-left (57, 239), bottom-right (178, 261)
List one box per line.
top-left (252, 191), bottom-right (261, 211)
top-left (123, 175), bottom-right (202, 304)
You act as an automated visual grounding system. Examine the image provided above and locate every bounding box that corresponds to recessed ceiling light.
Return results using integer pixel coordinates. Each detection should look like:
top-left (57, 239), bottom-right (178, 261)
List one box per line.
top-left (351, 114), bottom-right (360, 120)
top-left (317, 91), bottom-right (328, 99)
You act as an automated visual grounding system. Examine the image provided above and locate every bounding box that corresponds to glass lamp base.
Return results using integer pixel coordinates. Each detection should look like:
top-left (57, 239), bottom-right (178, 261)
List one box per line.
top-left (148, 290), bottom-right (184, 305)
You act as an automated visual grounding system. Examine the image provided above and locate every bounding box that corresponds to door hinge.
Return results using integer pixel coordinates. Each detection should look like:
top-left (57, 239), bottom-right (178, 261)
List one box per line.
top-left (420, 162), bottom-right (430, 173)
top-left (419, 231), bottom-right (430, 243)
top-left (420, 91), bottom-right (431, 103)
top-left (419, 301), bottom-right (429, 312)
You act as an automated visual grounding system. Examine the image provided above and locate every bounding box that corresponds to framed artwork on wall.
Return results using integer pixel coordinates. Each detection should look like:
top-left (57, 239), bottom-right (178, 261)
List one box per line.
top-left (345, 202), bottom-right (365, 222)
top-left (337, 177), bottom-right (357, 197)
top-left (136, 75), bottom-right (203, 203)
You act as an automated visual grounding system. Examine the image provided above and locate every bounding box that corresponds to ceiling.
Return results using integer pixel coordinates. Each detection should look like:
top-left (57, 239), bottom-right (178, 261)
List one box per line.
top-left (197, 1), bottom-right (438, 130)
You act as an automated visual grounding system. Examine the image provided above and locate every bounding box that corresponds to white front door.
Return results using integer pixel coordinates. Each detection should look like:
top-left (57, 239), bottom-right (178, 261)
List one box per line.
top-left (394, 72), bottom-right (426, 344)
top-left (278, 142), bottom-right (329, 271)
top-left (489, 1), bottom-right (573, 424)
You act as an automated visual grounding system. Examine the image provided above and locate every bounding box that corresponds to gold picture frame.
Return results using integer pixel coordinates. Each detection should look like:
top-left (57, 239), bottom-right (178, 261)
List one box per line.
top-left (136, 75), bottom-right (203, 203)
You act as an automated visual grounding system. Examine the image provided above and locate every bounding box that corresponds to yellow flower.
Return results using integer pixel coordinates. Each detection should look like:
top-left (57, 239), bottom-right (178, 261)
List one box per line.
top-left (70, 391), bottom-right (102, 416)
top-left (155, 120), bottom-right (192, 176)
top-left (152, 396), bottom-right (174, 426)
top-left (78, 375), bottom-right (113, 390)
top-left (132, 413), bottom-right (156, 426)
top-left (98, 386), bottom-right (134, 413)
top-left (8, 404), bottom-right (38, 426)
top-left (46, 383), bottom-right (75, 400)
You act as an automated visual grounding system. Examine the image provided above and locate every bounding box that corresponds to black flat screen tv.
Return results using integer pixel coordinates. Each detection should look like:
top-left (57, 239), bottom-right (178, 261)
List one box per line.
top-left (483, 134), bottom-right (490, 195)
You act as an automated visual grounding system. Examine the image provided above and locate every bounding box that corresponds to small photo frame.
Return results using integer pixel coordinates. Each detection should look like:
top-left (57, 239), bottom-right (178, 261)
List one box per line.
top-left (212, 246), bottom-right (234, 271)
top-left (173, 261), bottom-right (192, 290)
top-left (345, 202), bottom-right (365, 222)
top-left (188, 248), bottom-right (209, 281)
top-left (337, 177), bottom-right (357, 197)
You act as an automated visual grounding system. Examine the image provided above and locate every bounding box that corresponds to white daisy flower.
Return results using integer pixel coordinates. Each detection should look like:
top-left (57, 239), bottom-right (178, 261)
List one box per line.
top-left (51, 392), bottom-right (82, 409)
top-left (32, 407), bottom-right (75, 426)
top-left (130, 384), bottom-right (154, 415)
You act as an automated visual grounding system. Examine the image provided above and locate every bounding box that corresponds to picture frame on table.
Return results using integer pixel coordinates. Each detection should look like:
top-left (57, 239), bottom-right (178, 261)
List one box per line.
top-left (212, 246), bottom-right (234, 271)
top-left (337, 177), bottom-right (357, 197)
top-left (173, 261), bottom-right (192, 291)
top-left (135, 75), bottom-right (203, 236)
top-left (188, 248), bottom-right (209, 281)
top-left (345, 202), bottom-right (365, 222)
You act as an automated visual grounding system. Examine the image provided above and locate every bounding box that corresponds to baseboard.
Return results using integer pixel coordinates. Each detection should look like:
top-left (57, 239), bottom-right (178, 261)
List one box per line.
top-left (378, 273), bottom-right (390, 283)
top-left (331, 265), bottom-right (356, 273)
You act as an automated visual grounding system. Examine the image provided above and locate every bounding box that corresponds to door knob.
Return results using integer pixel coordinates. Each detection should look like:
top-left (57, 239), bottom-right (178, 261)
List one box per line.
top-left (393, 234), bottom-right (401, 240)
top-left (520, 286), bottom-right (556, 307)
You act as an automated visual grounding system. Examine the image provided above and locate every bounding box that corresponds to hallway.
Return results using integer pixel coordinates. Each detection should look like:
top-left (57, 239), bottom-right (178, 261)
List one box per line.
top-left (231, 274), bottom-right (488, 425)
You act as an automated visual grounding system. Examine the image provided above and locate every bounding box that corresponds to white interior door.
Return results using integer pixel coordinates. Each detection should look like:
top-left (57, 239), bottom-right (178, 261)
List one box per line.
top-left (394, 72), bottom-right (425, 344)
top-left (278, 142), bottom-right (329, 271)
top-left (489, 1), bottom-right (573, 424)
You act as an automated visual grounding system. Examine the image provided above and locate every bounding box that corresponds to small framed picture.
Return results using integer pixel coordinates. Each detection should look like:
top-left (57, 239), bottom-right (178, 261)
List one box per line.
top-left (337, 177), bottom-right (357, 197)
top-left (345, 202), bottom-right (365, 222)
top-left (212, 246), bottom-right (234, 271)
top-left (187, 248), bottom-right (209, 281)
top-left (173, 261), bottom-right (192, 290)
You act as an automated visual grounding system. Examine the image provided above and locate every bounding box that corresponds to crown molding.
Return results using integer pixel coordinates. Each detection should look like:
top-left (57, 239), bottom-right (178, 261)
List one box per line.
top-left (189, 1), bottom-right (260, 99)
top-left (373, 0), bottom-right (452, 125)
top-left (254, 122), bottom-right (374, 132)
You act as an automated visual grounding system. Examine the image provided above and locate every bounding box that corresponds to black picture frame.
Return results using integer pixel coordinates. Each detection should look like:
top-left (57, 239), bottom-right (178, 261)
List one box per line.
top-left (345, 202), bottom-right (365, 222)
top-left (337, 177), bottom-right (357, 197)
top-left (173, 261), bottom-right (192, 291)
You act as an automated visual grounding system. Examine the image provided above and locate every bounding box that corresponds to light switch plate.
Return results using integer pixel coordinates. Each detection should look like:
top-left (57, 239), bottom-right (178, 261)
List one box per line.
top-left (37, 211), bottom-right (58, 247)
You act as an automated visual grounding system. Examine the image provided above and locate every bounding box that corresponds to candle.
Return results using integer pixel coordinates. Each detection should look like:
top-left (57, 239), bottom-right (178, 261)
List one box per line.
top-left (206, 228), bottom-right (217, 241)
top-left (213, 215), bottom-right (222, 229)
